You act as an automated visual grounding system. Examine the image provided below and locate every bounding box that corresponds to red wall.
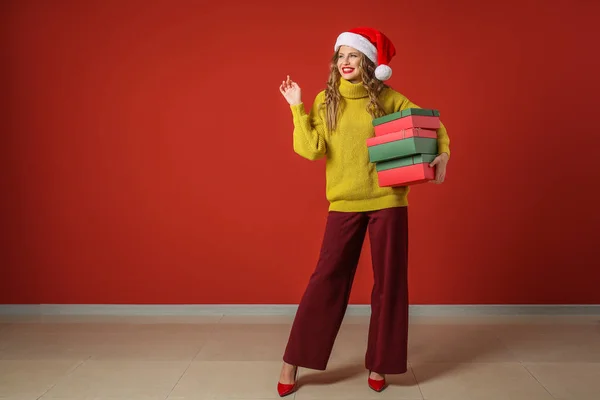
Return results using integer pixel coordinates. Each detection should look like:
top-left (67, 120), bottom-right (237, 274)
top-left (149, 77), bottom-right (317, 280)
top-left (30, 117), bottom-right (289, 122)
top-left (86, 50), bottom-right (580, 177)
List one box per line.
top-left (2, 0), bottom-right (599, 305)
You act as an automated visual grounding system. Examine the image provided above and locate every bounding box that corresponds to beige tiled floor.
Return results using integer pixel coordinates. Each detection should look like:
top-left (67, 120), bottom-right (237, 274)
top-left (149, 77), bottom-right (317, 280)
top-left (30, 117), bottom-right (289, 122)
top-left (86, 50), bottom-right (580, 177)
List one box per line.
top-left (0, 314), bottom-right (599, 399)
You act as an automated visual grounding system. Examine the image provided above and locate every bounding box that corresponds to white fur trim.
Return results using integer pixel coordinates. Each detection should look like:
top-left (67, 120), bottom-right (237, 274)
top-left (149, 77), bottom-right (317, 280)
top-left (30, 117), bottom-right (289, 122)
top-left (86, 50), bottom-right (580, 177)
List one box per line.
top-left (334, 32), bottom-right (377, 64)
top-left (375, 64), bottom-right (392, 81)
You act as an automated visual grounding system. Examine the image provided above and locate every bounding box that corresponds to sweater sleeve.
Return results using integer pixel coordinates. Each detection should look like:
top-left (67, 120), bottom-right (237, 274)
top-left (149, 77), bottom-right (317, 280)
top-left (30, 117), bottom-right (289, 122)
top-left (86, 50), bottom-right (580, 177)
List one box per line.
top-left (395, 94), bottom-right (451, 158)
top-left (289, 94), bottom-right (327, 161)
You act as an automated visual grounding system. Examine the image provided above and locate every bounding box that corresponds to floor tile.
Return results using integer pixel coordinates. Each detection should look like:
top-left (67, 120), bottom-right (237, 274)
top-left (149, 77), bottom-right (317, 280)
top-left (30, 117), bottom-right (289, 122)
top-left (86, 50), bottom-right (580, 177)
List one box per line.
top-left (411, 362), bottom-right (555, 400)
top-left (523, 362), bottom-right (600, 400)
top-left (41, 360), bottom-right (188, 399)
top-left (494, 323), bottom-right (600, 362)
top-left (168, 361), bottom-right (282, 399)
top-left (89, 324), bottom-right (213, 361)
top-left (408, 323), bottom-right (517, 363)
top-left (194, 324), bottom-right (290, 361)
top-left (0, 331), bottom-right (104, 361)
top-left (328, 324), bottom-right (369, 364)
top-left (0, 360), bottom-right (84, 398)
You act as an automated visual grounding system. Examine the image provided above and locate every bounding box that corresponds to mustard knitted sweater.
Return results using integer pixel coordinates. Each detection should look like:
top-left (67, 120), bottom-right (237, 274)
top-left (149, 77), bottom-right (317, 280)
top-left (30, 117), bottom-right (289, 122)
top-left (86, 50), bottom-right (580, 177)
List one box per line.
top-left (290, 78), bottom-right (450, 212)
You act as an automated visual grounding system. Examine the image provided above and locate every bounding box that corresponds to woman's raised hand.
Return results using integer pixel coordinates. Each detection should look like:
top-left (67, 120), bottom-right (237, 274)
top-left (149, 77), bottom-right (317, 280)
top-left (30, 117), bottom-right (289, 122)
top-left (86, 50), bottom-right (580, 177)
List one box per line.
top-left (279, 75), bottom-right (302, 106)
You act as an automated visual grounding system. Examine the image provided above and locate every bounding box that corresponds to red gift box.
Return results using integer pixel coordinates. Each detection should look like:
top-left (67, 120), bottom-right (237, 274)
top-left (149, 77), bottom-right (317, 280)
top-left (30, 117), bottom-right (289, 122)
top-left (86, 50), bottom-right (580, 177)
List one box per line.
top-left (377, 162), bottom-right (435, 187)
top-left (366, 127), bottom-right (437, 147)
top-left (374, 115), bottom-right (440, 137)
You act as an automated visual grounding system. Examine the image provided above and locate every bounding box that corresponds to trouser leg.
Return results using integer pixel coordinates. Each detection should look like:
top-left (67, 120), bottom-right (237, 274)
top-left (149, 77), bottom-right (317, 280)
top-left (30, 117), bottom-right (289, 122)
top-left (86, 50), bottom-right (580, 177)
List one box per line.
top-left (283, 211), bottom-right (368, 370)
top-left (365, 206), bottom-right (409, 374)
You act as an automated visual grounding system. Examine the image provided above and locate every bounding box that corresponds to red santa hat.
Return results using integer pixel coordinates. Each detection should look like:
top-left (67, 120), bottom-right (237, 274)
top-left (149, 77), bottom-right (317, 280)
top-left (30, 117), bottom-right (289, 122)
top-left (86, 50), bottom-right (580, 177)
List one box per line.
top-left (334, 27), bottom-right (396, 81)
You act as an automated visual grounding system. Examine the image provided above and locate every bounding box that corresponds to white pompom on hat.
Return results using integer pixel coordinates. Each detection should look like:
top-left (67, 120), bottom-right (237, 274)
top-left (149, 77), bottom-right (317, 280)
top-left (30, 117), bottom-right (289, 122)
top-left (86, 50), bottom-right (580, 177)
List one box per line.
top-left (334, 27), bottom-right (396, 81)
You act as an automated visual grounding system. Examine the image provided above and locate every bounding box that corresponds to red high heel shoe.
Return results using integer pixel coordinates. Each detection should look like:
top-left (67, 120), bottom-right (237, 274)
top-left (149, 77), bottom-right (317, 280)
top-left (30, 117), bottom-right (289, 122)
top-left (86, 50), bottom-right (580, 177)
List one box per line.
top-left (277, 365), bottom-right (298, 397)
top-left (368, 371), bottom-right (386, 392)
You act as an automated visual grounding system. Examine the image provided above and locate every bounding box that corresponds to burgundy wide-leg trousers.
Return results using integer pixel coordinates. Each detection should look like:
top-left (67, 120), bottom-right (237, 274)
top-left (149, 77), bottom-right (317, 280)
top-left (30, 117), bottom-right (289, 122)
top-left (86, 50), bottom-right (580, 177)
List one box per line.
top-left (283, 206), bottom-right (409, 374)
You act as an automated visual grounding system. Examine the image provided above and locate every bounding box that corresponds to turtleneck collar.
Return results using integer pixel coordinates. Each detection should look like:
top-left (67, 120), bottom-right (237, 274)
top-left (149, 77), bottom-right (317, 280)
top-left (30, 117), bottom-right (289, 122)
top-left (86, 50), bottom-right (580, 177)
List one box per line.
top-left (338, 78), bottom-right (368, 99)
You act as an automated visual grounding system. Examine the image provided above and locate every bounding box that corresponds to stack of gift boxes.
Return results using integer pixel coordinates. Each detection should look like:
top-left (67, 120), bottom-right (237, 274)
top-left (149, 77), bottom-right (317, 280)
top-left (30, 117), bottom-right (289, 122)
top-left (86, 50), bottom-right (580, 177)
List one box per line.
top-left (366, 108), bottom-right (441, 187)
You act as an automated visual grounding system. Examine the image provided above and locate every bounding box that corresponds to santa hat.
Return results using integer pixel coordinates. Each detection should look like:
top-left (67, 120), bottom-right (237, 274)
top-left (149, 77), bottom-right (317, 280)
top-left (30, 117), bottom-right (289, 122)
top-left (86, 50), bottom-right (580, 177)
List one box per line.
top-left (334, 27), bottom-right (396, 81)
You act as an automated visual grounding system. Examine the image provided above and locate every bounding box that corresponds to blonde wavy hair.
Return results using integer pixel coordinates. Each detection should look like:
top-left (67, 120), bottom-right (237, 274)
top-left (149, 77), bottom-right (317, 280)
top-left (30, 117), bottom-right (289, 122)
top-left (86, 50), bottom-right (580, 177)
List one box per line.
top-left (320, 49), bottom-right (388, 132)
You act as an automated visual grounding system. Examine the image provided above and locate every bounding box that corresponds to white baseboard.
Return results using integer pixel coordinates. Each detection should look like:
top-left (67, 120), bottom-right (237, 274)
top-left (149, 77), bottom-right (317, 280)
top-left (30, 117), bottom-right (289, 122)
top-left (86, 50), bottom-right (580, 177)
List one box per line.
top-left (0, 304), bottom-right (599, 316)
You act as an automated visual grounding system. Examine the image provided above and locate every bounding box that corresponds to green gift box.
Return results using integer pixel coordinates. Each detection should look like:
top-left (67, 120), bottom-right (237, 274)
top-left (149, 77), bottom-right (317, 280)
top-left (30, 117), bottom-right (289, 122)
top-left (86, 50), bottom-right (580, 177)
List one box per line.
top-left (372, 108), bottom-right (440, 126)
top-left (367, 137), bottom-right (438, 163)
top-left (375, 154), bottom-right (437, 172)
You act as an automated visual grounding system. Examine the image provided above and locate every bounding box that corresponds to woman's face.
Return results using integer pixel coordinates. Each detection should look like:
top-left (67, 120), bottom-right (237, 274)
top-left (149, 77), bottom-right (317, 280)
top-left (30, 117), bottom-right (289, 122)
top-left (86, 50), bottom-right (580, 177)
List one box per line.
top-left (337, 45), bottom-right (362, 83)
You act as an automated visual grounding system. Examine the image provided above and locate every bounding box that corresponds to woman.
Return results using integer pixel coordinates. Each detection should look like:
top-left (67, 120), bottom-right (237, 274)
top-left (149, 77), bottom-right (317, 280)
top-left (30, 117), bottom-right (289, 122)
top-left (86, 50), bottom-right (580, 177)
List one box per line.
top-left (277, 26), bottom-right (450, 396)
